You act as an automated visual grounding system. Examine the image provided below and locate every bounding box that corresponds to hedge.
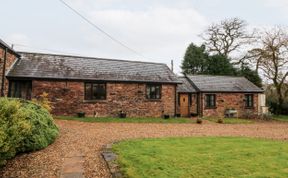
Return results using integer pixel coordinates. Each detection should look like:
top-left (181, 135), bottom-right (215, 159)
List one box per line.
top-left (0, 98), bottom-right (59, 166)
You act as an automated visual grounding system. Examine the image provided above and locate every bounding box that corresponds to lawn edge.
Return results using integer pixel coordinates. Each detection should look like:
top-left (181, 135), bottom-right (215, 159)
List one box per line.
top-left (101, 143), bottom-right (123, 178)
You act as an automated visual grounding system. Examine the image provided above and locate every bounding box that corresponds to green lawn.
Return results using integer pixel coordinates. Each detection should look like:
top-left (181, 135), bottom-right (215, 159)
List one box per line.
top-left (273, 115), bottom-right (288, 122)
top-left (204, 117), bottom-right (253, 124)
top-left (113, 137), bottom-right (288, 178)
top-left (56, 116), bottom-right (195, 123)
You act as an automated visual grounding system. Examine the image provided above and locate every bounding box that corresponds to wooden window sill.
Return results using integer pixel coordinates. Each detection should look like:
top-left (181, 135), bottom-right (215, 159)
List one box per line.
top-left (205, 107), bottom-right (217, 109)
top-left (146, 99), bottom-right (162, 102)
top-left (83, 100), bottom-right (107, 103)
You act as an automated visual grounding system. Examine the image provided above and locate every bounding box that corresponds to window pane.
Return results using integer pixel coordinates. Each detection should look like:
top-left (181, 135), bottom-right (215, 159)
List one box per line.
top-left (85, 83), bottom-right (92, 100)
top-left (245, 94), bottom-right (253, 107)
top-left (147, 84), bottom-right (161, 99)
top-left (85, 83), bottom-right (106, 100)
top-left (211, 95), bottom-right (215, 107)
top-left (9, 81), bottom-right (32, 100)
top-left (206, 94), bottom-right (216, 108)
top-left (206, 95), bottom-right (209, 107)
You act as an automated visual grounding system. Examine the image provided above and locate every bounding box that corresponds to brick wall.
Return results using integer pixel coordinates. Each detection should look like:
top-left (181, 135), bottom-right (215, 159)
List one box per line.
top-left (0, 48), bottom-right (18, 96)
top-left (32, 80), bottom-right (176, 117)
top-left (202, 93), bottom-right (259, 118)
top-left (190, 94), bottom-right (197, 114)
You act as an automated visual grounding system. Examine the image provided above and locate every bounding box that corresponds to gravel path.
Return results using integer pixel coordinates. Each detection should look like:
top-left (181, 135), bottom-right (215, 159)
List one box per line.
top-left (1, 120), bottom-right (288, 178)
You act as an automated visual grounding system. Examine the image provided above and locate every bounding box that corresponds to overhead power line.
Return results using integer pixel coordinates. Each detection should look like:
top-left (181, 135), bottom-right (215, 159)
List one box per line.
top-left (58, 0), bottom-right (148, 59)
top-left (11, 43), bottom-right (82, 56)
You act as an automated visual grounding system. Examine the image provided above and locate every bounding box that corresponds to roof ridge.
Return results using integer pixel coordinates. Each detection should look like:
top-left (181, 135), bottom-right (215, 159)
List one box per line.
top-left (187, 74), bottom-right (244, 78)
top-left (17, 51), bottom-right (167, 66)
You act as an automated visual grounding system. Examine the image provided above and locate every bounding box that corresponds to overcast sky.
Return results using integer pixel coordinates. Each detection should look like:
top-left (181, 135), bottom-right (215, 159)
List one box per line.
top-left (1, 0), bottom-right (288, 73)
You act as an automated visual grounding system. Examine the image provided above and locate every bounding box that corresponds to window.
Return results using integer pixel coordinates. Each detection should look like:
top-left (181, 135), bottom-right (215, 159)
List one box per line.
top-left (205, 94), bottom-right (216, 108)
top-left (8, 80), bottom-right (32, 100)
top-left (84, 83), bottom-right (106, 100)
top-left (146, 84), bottom-right (161, 99)
top-left (245, 94), bottom-right (254, 108)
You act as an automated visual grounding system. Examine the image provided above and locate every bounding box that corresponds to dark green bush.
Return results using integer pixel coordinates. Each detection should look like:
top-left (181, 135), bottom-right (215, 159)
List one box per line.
top-left (217, 118), bottom-right (224, 124)
top-left (196, 117), bottom-right (203, 124)
top-left (0, 98), bottom-right (58, 166)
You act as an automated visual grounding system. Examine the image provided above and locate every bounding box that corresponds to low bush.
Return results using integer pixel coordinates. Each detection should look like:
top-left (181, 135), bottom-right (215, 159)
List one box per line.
top-left (196, 117), bottom-right (203, 124)
top-left (259, 113), bottom-right (273, 121)
top-left (0, 98), bottom-right (58, 167)
top-left (217, 118), bottom-right (224, 124)
top-left (242, 110), bottom-right (258, 119)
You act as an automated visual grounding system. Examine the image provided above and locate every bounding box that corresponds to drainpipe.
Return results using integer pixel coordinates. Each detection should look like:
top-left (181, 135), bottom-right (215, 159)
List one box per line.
top-left (174, 84), bottom-right (177, 117)
top-left (0, 48), bottom-right (7, 97)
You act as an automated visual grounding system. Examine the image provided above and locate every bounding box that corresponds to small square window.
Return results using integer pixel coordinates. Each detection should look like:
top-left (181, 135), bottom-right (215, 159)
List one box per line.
top-left (245, 94), bottom-right (254, 108)
top-left (85, 83), bottom-right (106, 100)
top-left (146, 84), bottom-right (161, 99)
top-left (205, 94), bottom-right (216, 108)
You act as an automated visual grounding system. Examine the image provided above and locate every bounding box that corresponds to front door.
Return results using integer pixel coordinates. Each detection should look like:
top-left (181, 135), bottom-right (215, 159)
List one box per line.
top-left (180, 94), bottom-right (189, 117)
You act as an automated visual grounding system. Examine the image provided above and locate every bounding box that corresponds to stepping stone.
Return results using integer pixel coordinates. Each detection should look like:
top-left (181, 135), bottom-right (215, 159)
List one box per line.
top-left (60, 152), bottom-right (85, 178)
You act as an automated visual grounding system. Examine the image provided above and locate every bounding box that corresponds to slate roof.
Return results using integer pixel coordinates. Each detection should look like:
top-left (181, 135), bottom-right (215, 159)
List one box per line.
top-left (177, 77), bottom-right (197, 93)
top-left (7, 52), bottom-right (180, 84)
top-left (186, 75), bottom-right (263, 93)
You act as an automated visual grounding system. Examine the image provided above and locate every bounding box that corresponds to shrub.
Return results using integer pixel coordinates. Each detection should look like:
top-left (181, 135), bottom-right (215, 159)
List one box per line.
top-left (196, 117), bottom-right (203, 124)
top-left (0, 98), bottom-right (58, 167)
top-left (217, 118), bottom-right (224, 124)
top-left (242, 110), bottom-right (257, 119)
top-left (32, 92), bottom-right (53, 112)
top-left (259, 113), bottom-right (273, 121)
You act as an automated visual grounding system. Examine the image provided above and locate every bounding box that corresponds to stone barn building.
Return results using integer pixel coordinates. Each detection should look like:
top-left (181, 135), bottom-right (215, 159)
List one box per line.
top-left (0, 39), bottom-right (265, 118)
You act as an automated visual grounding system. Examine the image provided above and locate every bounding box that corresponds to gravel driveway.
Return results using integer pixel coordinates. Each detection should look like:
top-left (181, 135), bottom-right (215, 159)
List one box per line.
top-left (1, 120), bottom-right (288, 178)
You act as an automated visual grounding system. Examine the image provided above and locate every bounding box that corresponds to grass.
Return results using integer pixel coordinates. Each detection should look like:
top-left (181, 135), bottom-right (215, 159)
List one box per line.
top-left (204, 117), bottom-right (253, 124)
top-left (273, 115), bottom-right (288, 122)
top-left (113, 137), bottom-right (288, 178)
top-left (56, 116), bottom-right (195, 123)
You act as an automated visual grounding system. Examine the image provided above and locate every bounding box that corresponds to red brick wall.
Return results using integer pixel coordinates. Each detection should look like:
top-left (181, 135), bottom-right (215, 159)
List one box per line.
top-left (190, 94), bottom-right (197, 114)
top-left (32, 80), bottom-right (176, 117)
top-left (0, 48), bottom-right (18, 96)
top-left (202, 93), bottom-right (259, 118)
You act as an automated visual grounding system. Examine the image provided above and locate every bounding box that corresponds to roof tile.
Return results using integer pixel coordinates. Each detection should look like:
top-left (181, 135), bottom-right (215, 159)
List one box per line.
top-left (7, 52), bottom-right (180, 83)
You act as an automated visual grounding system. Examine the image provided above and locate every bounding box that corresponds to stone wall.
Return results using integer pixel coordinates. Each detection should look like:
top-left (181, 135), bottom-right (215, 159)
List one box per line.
top-left (0, 48), bottom-right (18, 96)
top-left (190, 94), bottom-right (197, 114)
top-left (201, 93), bottom-right (259, 118)
top-left (32, 80), bottom-right (176, 117)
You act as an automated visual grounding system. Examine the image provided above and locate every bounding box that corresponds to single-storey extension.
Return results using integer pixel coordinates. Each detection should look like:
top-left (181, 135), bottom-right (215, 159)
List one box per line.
top-left (176, 75), bottom-right (265, 118)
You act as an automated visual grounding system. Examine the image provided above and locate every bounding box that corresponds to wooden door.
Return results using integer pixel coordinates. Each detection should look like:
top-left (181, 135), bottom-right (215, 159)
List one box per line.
top-left (180, 94), bottom-right (189, 117)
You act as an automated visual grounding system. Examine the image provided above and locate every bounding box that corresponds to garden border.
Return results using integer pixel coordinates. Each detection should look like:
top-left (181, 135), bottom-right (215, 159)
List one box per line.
top-left (101, 143), bottom-right (123, 178)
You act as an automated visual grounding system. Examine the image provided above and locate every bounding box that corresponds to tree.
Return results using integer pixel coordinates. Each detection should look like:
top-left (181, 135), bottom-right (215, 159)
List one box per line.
top-left (202, 18), bottom-right (254, 62)
top-left (181, 43), bottom-right (209, 74)
top-left (237, 65), bottom-right (262, 87)
top-left (248, 27), bottom-right (288, 114)
top-left (205, 55), bottom-right (237, 75)
top-left (266, 84), bottom-right (288, 114)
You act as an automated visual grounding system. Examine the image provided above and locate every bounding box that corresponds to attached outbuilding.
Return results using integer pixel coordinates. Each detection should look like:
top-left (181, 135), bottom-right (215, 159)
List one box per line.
top-left (176, 75), bottom-right (265, 118)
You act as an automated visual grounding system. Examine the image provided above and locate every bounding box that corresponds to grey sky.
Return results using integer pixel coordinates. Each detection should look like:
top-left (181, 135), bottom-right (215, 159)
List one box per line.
top-left (1, 0), bottom-right (287, 73)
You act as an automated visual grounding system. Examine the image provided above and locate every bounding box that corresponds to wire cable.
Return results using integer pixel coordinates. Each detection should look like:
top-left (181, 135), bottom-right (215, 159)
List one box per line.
top-left (58, 0), bottom-right (148, 59)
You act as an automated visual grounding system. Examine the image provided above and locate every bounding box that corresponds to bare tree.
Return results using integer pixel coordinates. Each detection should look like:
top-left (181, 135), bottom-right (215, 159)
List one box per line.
top-left (202, 18), bottom-right (254, 61)
top-left (249, 27), bottom-right (288, 113)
